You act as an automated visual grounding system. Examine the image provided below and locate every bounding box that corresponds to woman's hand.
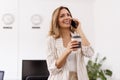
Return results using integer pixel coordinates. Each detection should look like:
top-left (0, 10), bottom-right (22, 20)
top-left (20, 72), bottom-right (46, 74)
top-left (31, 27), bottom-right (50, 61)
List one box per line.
top-left (66, 40), bottom-right (80, 54)
top-left (71, 18), bottom-right (83, 33)
top-left (73, 19), bottom-right (82, 30)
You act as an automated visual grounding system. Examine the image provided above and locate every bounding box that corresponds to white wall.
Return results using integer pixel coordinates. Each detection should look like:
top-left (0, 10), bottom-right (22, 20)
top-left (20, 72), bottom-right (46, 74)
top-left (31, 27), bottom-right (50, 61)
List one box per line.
top-left (18, 0), bottom-right (95, 80)
top-left (0, 0), bottom-right (18, 80)
top-left (0, 0), bottom-right (94, 80)
top-left (94, 0), bottom-right (120, 79)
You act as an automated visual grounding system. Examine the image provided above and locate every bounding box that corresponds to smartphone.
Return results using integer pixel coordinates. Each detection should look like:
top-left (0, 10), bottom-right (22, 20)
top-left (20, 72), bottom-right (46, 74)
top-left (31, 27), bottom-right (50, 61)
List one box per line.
top-left (71, 20), bottom-right (78, 28)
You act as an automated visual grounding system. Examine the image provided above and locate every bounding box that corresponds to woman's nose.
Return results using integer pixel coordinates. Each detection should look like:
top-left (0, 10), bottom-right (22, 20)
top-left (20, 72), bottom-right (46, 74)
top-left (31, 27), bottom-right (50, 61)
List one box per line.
top-left (65, 16), bottom-right (71, 20)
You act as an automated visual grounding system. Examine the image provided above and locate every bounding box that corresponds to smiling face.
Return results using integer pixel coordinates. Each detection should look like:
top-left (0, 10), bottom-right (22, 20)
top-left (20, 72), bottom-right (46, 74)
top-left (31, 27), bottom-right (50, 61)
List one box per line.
top-left (49, 6), bottom-right (74, 38)
top-left (58, 8), bottom-right (72, 29)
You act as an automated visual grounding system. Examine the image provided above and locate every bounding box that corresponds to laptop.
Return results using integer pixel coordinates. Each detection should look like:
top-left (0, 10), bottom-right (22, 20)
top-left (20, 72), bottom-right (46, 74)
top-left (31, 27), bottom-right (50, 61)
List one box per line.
top-left (0, 71), bottom-right (4, 80)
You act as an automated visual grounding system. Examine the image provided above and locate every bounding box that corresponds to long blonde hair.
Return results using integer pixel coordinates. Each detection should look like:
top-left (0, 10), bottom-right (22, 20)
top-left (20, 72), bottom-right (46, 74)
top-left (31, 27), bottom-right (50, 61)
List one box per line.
top-left (48, 6), bottom-right (75, 39)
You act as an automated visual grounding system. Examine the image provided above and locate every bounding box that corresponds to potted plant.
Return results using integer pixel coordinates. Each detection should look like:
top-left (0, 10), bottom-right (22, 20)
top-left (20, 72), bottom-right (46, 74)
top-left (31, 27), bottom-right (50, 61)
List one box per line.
top-left (86, 54), bottom-right (112, 80)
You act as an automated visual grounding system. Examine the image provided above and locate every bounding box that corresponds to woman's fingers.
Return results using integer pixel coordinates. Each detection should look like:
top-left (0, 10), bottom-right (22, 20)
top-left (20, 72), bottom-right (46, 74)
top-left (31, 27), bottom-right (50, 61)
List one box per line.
top-left (69, 40), bottom-right (80, 51)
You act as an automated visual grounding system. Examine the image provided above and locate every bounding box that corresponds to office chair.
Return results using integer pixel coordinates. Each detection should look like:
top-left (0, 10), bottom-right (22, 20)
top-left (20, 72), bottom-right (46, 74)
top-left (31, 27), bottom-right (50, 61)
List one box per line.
top-left (25, 76), bottom-right (48, 80)
top-left (0, 71), bottom-right (4, 80)
top-left (22, 60), bottom-right (49, 80)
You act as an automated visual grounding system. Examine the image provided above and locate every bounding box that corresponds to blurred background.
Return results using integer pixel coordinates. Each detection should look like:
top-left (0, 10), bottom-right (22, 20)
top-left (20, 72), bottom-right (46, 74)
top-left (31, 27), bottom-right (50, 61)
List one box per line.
top-left (0, 0), bottom-right (120, 80)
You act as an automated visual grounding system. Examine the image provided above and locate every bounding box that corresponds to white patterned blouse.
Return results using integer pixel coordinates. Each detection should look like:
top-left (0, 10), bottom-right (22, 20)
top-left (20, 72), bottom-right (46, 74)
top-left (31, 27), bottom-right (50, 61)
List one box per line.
top-left (46, 35), bottom-right (94, 80)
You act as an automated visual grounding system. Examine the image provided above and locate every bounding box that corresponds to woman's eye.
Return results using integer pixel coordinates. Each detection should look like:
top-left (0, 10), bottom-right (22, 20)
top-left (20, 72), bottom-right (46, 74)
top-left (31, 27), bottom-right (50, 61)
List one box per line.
top-left (59, 13), bottom-right (71, 18)
top-left (67, 13), bottom-right (71, 17)
top-left (60, 14), bottom-right (64, 18)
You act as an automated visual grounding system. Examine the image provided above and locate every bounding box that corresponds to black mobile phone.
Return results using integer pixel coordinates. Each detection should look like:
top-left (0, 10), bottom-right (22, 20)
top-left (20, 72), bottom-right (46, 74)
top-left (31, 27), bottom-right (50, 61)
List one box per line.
top-left (71, 20), bottom-right (78, 28)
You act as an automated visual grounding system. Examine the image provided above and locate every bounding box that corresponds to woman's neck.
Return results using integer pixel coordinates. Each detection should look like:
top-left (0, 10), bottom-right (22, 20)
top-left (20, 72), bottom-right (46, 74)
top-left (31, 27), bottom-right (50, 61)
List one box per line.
top-left (60, 28), bottom-right (71, 38)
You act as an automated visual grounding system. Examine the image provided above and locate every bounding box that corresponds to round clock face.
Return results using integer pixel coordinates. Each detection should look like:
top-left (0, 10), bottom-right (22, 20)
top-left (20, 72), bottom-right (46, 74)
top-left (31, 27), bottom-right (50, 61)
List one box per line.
top-left (31, 14), bottom-right (42, 25)
top-left (2, 13), bottom-right (15, 25)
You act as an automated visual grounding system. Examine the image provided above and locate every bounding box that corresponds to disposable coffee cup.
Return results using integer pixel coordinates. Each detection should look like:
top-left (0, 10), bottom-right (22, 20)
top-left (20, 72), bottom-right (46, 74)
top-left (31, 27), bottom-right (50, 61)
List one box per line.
top-left (72, 35), bottom-right (81, 48)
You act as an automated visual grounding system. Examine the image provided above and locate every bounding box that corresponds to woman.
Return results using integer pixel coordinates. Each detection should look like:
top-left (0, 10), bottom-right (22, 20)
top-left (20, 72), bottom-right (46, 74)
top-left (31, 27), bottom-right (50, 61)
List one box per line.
top-left (46, 6), bottom-right (94, 80)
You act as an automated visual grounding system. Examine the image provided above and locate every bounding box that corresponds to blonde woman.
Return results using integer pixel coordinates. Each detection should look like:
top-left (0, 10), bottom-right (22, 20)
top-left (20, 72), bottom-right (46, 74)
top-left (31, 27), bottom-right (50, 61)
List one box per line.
top-left (46, 6), bottom-right (94, 80)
